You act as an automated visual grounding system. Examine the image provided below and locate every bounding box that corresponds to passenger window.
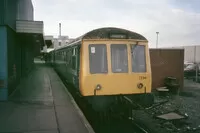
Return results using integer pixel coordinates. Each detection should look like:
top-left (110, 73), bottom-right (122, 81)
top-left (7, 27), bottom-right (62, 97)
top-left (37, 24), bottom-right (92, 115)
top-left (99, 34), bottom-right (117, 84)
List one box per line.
top-left (66, 49), bottom-right (72, 66)
top-left (72, 56), bottom-right (76, 69)
top-left (111, 44), bottom-right (128, 73)
top-left (131, 44), bottom-right (146, 72)
top-left (89, 44), bottom-right (108, 74)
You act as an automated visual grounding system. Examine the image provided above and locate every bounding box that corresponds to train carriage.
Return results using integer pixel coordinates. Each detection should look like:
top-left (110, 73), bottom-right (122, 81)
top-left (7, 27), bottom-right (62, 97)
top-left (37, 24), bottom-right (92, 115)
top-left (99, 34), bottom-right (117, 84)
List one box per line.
top-left (51, 27), bottom-right (153, 112)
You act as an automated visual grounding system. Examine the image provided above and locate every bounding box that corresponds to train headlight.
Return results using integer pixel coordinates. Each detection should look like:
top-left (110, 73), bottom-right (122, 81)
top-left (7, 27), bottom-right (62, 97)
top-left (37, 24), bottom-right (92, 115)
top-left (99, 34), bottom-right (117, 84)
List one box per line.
top-left (137, 83), bottom-right (143, 89)
top-left (96, 84), bottom-right (102, 90)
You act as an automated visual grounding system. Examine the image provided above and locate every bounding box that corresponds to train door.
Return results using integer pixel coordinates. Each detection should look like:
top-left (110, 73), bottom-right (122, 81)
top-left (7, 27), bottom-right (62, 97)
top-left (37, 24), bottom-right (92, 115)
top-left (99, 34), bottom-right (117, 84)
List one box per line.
top-left (71, 46), bottom-right (79, 88)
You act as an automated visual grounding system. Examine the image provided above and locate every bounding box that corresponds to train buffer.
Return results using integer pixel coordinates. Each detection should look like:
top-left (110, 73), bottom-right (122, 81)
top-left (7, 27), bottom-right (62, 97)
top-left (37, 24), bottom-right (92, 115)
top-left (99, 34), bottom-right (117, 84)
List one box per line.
top-left (0, 64), bottom-right (94, 133)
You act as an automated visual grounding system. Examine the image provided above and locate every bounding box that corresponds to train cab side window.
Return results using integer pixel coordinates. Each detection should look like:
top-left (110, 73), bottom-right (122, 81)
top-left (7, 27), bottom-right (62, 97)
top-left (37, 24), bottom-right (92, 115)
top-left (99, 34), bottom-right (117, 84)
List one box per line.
top-left (131, 44), bottom-right (146, 72)
top-left (72, 47), bottom-right (77, 70)
top-left (89, 44), bottom-right (108, 74)
top-left (111, 44), bottom-right (128, 73)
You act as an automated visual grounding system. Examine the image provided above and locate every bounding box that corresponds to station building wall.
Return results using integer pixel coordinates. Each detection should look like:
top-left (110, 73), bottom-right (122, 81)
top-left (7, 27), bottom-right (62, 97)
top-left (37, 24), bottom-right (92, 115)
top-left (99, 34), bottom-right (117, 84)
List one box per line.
top-left (0, 0), bottom-right (34, 100)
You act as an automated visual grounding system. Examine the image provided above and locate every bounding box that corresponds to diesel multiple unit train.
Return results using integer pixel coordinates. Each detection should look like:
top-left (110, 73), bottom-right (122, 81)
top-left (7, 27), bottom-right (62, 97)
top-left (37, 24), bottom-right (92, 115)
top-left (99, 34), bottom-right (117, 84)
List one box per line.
top-left (48, 27), bottom-right (153, 112)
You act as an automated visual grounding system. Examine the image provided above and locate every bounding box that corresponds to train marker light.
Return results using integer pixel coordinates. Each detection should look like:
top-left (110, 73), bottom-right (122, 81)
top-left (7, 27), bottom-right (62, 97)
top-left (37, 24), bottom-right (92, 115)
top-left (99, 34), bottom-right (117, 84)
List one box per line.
top-left (137, 83), bottom-right (143, 89)
top-left (94, 84), bottom-right (102, 95)
top-left (96, 84), bottom-right (102, 90)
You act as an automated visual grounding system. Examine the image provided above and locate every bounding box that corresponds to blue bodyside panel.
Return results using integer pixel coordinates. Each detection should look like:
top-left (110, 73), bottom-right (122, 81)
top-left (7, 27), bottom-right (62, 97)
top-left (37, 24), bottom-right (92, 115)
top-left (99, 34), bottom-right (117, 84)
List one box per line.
top-left (0, 26), bottom-right (8, 101)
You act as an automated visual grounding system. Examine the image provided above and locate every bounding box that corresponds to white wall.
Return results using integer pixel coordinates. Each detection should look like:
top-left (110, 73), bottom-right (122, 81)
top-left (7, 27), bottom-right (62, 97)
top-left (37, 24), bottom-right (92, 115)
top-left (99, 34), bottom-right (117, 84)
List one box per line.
top-left (184, 46), bottom-right (200, 63)
top-left (52, 36), bottom-right (73, 49)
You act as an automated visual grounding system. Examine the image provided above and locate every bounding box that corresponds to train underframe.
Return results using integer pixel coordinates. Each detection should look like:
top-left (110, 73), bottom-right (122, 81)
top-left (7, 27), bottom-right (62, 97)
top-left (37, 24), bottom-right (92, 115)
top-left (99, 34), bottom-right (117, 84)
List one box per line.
top-left (84, 93), bottom-right (154, 112)
top-left (75, 92), bottom-right (154, 124)
top-left (74, 86), bottom-right (154, 121)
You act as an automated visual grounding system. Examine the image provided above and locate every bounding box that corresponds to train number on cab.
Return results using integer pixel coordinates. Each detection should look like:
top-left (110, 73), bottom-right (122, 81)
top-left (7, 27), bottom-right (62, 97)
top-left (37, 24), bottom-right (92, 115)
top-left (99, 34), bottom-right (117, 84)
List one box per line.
top-left (139, 76), bottom-right (147, 80)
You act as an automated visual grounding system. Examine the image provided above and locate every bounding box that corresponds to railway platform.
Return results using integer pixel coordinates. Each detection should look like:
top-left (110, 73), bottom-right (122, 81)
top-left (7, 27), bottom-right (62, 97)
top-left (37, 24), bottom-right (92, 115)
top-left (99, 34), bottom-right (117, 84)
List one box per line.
top-left (0, 62), bottom-right (94, 133)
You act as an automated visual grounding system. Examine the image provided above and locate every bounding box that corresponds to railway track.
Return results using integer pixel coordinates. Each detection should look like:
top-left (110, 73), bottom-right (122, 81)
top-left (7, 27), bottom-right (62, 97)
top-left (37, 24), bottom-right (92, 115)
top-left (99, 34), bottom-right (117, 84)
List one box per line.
top-left (121, 96), bottom-right (151, 133)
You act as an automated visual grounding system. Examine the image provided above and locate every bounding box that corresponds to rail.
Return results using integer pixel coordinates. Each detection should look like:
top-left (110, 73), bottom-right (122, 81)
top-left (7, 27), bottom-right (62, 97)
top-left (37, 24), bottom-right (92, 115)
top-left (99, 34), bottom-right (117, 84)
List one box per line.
top-left (122, 96), bottom-right (150, 133)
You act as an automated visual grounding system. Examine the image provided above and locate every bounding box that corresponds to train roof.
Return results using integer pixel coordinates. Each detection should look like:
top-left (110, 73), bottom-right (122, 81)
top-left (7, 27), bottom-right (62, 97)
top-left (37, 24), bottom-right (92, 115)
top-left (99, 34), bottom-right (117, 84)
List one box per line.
top-left (55, 27), bottom-right (147, 50)
top-left (72, 27), bottom-right (147, 42)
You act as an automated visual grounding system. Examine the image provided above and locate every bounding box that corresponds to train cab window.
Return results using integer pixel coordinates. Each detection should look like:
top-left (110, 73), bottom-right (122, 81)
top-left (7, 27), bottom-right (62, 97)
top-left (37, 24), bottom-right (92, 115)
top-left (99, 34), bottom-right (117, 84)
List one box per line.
top-left (131, 44), bottom-right (146, 72)
top-left (89, 44), bottom-right (108, 74)
top-left (111, 44), bottom-right (128, 73)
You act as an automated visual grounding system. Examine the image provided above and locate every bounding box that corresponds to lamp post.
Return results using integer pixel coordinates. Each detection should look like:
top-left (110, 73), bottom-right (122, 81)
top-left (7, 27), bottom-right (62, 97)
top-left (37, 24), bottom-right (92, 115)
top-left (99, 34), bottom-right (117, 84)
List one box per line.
top-left (156, 32), bottom-right (159, 48)
top-left (194, 46), bottom-right (198, 82)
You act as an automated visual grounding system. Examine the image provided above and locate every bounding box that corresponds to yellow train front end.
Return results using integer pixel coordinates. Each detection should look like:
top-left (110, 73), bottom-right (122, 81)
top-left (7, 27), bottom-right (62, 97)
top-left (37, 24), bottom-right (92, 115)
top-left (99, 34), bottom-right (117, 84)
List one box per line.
top-left (79, 39), bottom-right (151, 96)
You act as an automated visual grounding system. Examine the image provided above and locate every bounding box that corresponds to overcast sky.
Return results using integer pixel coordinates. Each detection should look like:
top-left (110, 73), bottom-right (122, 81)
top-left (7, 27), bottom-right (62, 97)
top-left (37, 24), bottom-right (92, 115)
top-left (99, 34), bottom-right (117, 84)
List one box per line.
top-left (32, 0), bottom-right (200, 48)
